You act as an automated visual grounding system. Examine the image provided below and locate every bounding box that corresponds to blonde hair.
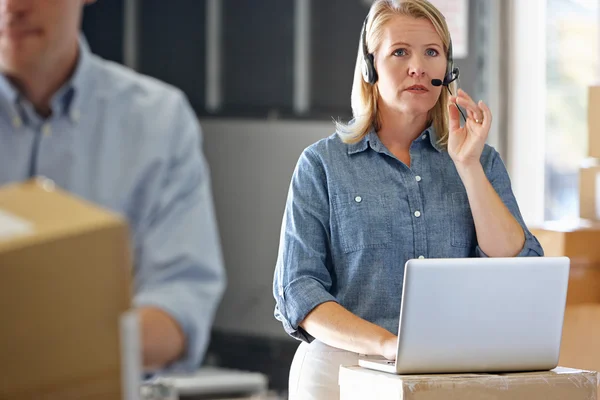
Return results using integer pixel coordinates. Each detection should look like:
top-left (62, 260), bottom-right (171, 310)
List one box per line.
top-left (336, 0), bottom-right (456, 148)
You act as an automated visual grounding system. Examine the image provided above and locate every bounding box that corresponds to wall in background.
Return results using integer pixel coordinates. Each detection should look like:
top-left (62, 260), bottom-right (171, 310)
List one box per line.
top-left (201, 118), bottom-right (332, 339)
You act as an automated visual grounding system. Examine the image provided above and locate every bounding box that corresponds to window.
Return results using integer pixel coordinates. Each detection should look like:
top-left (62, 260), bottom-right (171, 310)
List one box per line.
top-left (545, 0), bottom-right (599, 220)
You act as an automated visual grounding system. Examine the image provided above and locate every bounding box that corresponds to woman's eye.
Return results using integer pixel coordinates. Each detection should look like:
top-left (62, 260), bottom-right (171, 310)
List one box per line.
top-left (426, 48), bottom-right (439, 57)
top-left (392, 48), bottom-right (407, 57)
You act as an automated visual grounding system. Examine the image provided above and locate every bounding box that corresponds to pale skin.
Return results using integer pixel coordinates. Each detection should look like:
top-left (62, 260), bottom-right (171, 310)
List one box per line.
top-left (0, 0), bottom-right (185, 369)
top-left (301, 14), bottom-right (525, 360)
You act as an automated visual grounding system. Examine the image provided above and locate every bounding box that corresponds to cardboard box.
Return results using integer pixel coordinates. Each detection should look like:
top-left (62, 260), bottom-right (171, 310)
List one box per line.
top-left (560, 304), bottom-right (600, 373)
top-left (531, 220), bottom-right (600, 261)
top-left (589, 86), bottom-right (600, 158)
top-left (339, 365), bottom-right (598, 400)
top-left (0, 179), bottom-right (132, 400)
top-left (531, 221), bottom-right (600, 304)
top-left (580, 158), bottom-right (600, 220)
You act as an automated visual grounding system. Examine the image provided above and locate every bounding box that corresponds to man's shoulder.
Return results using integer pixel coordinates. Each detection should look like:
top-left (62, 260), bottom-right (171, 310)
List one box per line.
top-left (88, 54), bottom-right (187, 108)
top-left (84, 55), bottom-right (200, 148)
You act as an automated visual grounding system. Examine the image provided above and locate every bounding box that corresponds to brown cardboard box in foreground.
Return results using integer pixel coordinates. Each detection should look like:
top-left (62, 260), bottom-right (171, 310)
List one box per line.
top-left (339, 365), bottom-right (598, 400)
top-left (0, 179), bottom-right (132, 400)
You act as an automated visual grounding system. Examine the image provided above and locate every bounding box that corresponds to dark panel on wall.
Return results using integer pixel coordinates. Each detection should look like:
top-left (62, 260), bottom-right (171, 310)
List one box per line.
top-left (139, 0), bottom-right (207, 112)
top-left (81, 0), bottom-right (484, 121)
top-left (222, 0), bottom-right (294, 115)
top-left (81, 0), bottom-right (124, 64)
top-left (310, 0), bottom-right (369, 120)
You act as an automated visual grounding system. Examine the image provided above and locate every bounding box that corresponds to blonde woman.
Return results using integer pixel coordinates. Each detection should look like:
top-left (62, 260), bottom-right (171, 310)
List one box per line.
top-left (273, 0), bottom-right (543, 398)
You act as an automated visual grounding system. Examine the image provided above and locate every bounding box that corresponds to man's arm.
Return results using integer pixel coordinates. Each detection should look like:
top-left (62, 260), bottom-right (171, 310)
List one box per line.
top-left (133, 91), bottom-right (226, 372)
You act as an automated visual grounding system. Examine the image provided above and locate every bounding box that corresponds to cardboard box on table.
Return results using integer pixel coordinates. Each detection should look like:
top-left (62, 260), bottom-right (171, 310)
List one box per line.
top-left (339, 365), bottom-right (598, 400)
top-left (588, 86), bottom-right (600, 159)
top-left (0, 179), bottom-right (136, 400)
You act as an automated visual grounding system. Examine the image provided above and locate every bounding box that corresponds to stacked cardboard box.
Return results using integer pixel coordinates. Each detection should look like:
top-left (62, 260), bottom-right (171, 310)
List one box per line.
top-left (530, 222), bottom-right (600, 375)
top-left (531, 220), bottom-right (600, 304)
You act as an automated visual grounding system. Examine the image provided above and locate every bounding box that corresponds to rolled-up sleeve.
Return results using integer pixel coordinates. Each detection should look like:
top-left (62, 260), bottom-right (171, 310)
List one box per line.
top-left (476, 148), bottom-right (544, 257)
top-left (273, 147), bottom-right (337, 342)
top-left (133, 93), bottom-right (226, 372)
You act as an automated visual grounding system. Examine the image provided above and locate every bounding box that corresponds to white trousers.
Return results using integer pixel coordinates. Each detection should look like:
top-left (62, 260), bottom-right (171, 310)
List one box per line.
top-left (288, 340), bottom-right (359, 400)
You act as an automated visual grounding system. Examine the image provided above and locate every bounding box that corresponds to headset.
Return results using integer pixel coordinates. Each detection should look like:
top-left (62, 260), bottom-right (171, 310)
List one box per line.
top-left (360, 14), bottom-right (459, 87)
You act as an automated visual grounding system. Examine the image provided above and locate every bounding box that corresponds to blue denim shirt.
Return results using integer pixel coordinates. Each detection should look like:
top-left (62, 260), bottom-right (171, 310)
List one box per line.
top-left (273, 126), bottom-right (543, 342)
top-left (0, 39), bottom-right (226, 372)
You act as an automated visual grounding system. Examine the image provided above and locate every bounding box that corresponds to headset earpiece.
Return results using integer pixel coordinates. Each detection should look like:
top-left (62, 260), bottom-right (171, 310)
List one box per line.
top-left (362, 53), bottom-right (378, 85)
top-left (443, 41), bottom-right (459, 85)
top-left (361, 15), bottom-right (378, 85)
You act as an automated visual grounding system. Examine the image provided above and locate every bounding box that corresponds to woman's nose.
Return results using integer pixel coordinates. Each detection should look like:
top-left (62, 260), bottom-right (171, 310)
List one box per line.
top-left (409, 66), bottom-right (426, 77)
top-left (408, 56), bottom-right (426, 77)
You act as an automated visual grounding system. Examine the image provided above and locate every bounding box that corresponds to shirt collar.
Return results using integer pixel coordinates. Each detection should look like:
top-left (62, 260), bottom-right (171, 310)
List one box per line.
top-left (0, 69), bottom-right (19, 109)
top-left (68, 35), bottom-right (94, 120)
top-left (426, 124), bottom-right (444, 153)
top-left (0, 35), bottom-right (93, 125)
top-left (346, 128), bottom-right (373, 155)
top-left (346, 123), bottom-right (443, 155)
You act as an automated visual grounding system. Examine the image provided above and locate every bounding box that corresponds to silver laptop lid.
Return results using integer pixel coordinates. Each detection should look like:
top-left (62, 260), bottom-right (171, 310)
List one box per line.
top-left (395, 257), bottom-right (570, 374)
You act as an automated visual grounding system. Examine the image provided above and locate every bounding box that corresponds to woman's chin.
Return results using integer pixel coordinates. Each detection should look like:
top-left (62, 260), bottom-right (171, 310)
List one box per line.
top-left (394, 104), bottom-right (435, 117)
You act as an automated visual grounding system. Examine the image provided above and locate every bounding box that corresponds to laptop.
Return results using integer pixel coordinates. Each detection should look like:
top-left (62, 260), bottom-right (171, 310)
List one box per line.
top-left (358, 256), bottom-right (570, 374)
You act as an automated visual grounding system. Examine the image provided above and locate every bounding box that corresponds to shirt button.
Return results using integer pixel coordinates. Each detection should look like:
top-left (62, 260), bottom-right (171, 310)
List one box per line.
top-left (421, 134), bottom-right (427, 140)
top-left (414, 210), bottom-right (421, 218)
top-left (418, 255), bottom-right (425, 259)
top-left (355, 196), bottom-right (362, 203)
top-left (415, 175), bottom-right (422, 182)
top-left (12, 116), bottom-right (22, 128)
top-left (42, 124), bottom-right (52, 137)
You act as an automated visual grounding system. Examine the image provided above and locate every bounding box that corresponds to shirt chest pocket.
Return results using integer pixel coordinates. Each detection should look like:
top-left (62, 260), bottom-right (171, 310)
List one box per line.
top-left (332, 193), bottom-right (392, 254)
top-left (450, 192), bottom-right (476, 248)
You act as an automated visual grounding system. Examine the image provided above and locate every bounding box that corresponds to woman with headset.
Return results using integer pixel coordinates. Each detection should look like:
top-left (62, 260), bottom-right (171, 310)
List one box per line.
top-left (273, 0), bottom-right (543, 398)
